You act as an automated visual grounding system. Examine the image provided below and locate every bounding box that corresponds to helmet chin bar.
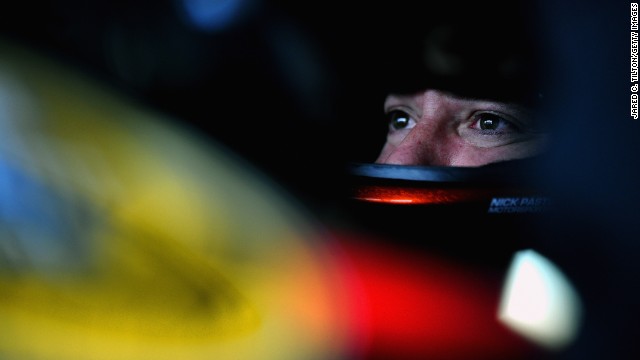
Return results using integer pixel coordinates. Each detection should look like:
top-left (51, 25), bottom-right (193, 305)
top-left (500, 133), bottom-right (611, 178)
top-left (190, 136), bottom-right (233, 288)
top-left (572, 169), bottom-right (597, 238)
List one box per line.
top-left (347, 159), bottom-right (548, 207)
top-left (343, 158), bottom-right (551, 270)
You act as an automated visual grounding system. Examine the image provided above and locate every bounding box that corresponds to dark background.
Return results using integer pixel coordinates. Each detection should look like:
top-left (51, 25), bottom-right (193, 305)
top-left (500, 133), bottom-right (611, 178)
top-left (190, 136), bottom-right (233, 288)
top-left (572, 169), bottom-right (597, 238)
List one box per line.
top-left (0, 0), bottom-right (389, 209)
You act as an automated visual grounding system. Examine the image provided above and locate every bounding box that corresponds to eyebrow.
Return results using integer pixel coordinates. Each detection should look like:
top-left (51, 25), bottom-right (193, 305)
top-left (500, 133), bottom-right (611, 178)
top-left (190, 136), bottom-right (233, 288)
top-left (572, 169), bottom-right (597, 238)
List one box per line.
top-left (384, 92), bottom-right (531, 114)
top-left (383, 94), bottom-right (420, 112)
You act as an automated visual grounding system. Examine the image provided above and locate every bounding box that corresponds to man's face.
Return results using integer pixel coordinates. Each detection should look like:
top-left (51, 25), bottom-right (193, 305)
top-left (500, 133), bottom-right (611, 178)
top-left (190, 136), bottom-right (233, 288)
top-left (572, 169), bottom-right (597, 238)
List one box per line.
top-left (376, 89), bottom-right (546, 167)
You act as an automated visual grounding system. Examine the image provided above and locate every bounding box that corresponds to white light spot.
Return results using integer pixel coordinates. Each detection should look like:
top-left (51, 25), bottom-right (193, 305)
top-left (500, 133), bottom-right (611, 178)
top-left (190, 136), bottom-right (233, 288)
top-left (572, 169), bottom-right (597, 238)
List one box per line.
top-left (498, 249), bottom-right (582, 351)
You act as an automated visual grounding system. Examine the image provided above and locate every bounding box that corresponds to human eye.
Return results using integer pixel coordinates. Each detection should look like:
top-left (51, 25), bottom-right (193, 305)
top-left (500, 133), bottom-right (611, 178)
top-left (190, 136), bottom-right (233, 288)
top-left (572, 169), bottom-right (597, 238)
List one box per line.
top-left (386, 110), bottom-right (416, 132)
top-left (469, 112), bottom-right (521, 134)
top-left (460, 109), bottom-right (537, 147)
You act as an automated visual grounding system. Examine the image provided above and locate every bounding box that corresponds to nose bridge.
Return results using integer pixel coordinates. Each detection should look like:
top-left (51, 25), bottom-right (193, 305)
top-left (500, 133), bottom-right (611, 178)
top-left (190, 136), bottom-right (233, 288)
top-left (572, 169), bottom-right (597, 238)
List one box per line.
top-left (421, 89), bottom-right (450, 120)
top-left (385, 121), bottom-right (445, 166)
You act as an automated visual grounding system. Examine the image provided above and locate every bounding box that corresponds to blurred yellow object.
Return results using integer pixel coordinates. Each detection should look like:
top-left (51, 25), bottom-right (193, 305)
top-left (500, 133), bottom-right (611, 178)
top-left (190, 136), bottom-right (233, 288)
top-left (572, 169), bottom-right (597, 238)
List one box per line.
top-left (0, 39), bottom-right (351, 360)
